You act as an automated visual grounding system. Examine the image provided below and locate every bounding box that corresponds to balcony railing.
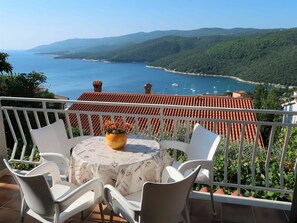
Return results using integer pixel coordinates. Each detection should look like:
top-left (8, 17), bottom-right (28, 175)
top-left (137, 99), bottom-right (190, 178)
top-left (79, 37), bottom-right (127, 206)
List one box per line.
top-left (1, 96), bottom-right (297, 211)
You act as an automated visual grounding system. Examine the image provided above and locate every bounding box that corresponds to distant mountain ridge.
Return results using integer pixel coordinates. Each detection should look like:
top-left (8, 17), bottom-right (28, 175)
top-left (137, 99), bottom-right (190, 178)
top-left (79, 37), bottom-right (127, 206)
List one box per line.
top-left (30, 27), bottom-right (273, 53)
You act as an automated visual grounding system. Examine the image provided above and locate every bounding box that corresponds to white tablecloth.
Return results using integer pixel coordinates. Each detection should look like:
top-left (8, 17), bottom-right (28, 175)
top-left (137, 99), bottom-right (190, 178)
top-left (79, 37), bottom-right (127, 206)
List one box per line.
top-left (70, 135), bottom-right (173, 195)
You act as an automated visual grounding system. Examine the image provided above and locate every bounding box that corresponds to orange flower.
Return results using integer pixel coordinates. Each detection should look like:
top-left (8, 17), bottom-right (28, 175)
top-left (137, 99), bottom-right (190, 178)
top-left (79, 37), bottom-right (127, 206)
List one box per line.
top-left (103, 120), bottom-right (133, 134)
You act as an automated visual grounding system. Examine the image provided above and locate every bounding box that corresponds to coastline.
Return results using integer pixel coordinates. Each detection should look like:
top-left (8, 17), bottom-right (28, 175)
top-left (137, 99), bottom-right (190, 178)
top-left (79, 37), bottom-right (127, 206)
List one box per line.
top-left (31, 51), bottom-right (296, 89)
top-left (146, 65), bottom-right (294, 89)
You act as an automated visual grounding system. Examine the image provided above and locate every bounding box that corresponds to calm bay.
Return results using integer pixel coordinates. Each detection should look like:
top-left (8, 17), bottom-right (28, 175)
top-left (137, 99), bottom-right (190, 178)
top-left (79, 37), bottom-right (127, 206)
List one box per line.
top-left (6, 50), bottom-right (256, 100)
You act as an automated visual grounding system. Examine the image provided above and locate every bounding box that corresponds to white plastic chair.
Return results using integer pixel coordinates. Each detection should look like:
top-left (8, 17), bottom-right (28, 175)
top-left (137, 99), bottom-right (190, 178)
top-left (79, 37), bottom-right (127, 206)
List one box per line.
top-left (159, 123), bottom-right (221, 214)
top-left (3, 159), bottom-right (105, 223)
top-left (104, 165), bottom-right (201, 223)
top-left (30, 119), bottom-right (90, 178)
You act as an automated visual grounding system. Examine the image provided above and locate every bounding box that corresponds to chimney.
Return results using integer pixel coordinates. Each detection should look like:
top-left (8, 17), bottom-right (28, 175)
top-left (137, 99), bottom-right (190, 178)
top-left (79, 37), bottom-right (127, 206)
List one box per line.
top-left (232, 90), bottom-right (246, 98)
top-left (144, 83), bottom-right (152, 94)
top-left (93, 80), bottom-right (102, 92)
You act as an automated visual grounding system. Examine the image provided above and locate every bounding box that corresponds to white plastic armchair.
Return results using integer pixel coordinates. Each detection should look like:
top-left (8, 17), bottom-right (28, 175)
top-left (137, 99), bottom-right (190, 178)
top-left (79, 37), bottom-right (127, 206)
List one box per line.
top-left (159, 123), bottom-right (221, 214)
top-left (104, 165), bottom-right (200, 223)
top-left (30, 119), bottom-right (90, 178)
top-left (3, 159), bottom-right (105, 223)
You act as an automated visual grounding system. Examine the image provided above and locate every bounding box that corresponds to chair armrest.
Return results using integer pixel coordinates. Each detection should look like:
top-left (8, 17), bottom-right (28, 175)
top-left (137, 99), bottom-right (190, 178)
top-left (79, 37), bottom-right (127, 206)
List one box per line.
top-left (178, 160), bottom-right (214, 177)
top-left (68, 136), bottom-right (91, 148)
top-left (40, 153), bottom-right (70, 177)
top-left (104, 184), bottom-right (140, 212)
top-left (26, 161), bottom-right (61, 184)
top-left (55, 178), bottom-right (103, 212)
top-left (161, 166), bottom-right (185, 183)
top-left (159, 140), bottom-right (188, 153)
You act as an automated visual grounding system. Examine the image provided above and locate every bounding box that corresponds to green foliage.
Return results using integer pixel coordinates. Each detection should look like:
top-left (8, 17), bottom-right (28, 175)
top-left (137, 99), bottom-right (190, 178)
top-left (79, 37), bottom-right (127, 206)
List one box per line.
top-left (0, 52), bottom-right (13, 74)
top-left (150, 28), bottom-right (297, 86)
top-left (70, 125), bottom-right (90, 137)
top-left (0, 71), bottom-right (58, 150)
top-left (1, 54), bottom-right (61, 165)
top-left (166, 148), bottom-right (187, 163)
top-left (213, 138), bottom-right (295, 201)
top-left (166, 124), bottom-right (296, 202)
top-left (252, 85), bottom-right (286, 146)
top-left (252, 85), bottom-right (283, 111)
top-left (275, 127), bottom-right (297, 162)
top-left (253, 85), bottom-right (268, 109)
top-left (163, 124), bottom-right (190, 162)
top-left (7, 147), bottom-right (40, 171)
top-left (0, 71), bottom-right (53, 98)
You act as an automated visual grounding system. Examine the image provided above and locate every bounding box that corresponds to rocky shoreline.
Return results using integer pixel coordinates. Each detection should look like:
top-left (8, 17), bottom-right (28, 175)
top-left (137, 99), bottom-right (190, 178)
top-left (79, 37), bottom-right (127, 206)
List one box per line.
top-left (146, 65), bottom-right (295, 89)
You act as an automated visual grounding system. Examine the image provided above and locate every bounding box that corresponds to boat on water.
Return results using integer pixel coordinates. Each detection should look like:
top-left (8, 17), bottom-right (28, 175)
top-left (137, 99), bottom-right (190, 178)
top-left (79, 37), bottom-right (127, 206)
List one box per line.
top-left (213, 86), bottom-right (218, 94)
top-left (172, 83), bottom-right (178, 87)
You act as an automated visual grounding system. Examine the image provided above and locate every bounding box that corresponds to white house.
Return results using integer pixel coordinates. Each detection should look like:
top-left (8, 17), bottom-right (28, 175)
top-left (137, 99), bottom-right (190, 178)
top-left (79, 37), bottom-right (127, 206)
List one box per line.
top-left (282, 91), bottom-right (297, 123)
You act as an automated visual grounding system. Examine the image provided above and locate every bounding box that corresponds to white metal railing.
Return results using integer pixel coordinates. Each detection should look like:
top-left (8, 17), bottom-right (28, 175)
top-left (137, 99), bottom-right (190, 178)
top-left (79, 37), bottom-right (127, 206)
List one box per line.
top-left (1, 96), bottom-right (297, 210)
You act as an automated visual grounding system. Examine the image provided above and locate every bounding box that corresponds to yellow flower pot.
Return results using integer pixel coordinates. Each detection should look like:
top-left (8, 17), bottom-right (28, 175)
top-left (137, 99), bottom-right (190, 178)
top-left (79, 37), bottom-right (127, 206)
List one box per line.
top-left (106, 133), bottom-right (128, 150)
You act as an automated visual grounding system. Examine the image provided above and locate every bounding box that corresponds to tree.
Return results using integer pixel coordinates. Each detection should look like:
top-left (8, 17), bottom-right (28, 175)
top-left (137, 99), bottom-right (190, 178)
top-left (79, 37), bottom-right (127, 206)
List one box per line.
top-left (252, 86), bottom-right (283, 146)
top-left (0, 52), bottom-right (13, 74)
top-left (0, 71), bottom-right (53, 98)
top-left (252, 85), bottom-right (268, 109)
top-left (263, 87), bottom-right (282, 110)
top-left (0, 54), bottom-right (58, 158)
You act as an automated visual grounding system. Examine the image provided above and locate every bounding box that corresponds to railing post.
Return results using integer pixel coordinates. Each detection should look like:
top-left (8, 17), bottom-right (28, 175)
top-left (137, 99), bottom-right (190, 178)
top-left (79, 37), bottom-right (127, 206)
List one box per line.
top-left (289, 167), bottom-right (297, 223)
top-left (0, 101), bottom-right (8, 176)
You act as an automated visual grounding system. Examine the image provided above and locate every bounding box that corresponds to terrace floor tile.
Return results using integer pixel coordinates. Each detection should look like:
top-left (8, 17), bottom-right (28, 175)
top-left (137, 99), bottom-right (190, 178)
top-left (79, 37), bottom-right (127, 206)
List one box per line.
top-left (0, 174), bottom-right (290, 223)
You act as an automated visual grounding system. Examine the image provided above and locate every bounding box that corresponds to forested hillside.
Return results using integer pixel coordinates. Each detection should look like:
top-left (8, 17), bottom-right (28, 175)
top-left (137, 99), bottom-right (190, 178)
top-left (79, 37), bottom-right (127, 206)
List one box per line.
top-left (150, 28), bottom-right (297, 86)
top-left (60, 35), bottom-right (237, 62)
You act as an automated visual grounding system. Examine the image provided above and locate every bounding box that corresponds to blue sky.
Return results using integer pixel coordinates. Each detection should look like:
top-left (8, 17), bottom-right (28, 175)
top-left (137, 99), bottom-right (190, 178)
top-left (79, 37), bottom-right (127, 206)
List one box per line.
top-left (1, 0), bottom-right (296, 50)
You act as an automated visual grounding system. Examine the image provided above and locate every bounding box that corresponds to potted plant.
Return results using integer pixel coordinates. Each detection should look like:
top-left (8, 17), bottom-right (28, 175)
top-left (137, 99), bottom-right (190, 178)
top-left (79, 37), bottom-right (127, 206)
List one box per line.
top-left (103, 119), bottom-right (133, 150)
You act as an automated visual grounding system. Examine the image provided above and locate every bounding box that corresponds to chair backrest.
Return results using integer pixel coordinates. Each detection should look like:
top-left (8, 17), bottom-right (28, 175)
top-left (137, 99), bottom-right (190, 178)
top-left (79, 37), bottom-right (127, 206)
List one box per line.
top-left (187, 123), bottom-right (221, 160)
top-left (140, 165), bottom-right (201, 223)
top-left (3, 159), bottom-right (55, 217)
top-left (30, 119), bottom-right (70, 157)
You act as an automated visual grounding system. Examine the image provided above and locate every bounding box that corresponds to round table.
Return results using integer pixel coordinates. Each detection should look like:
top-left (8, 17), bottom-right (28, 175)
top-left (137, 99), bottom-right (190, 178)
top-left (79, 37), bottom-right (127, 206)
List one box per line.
top-left (70, 135), bottom-right (173, 195)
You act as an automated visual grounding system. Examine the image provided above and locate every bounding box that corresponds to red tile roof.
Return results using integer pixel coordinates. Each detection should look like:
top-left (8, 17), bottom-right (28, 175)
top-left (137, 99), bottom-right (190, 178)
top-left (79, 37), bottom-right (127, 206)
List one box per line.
top-left (68, 92), bottom-right (262, 145)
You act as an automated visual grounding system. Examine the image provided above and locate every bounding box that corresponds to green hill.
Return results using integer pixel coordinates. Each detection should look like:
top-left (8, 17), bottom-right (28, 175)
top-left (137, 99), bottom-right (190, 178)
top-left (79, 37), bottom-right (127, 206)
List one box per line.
top-left (150, 28), bottom-right (297, 86)
top-left (57, 35), bottom-right (240, 62)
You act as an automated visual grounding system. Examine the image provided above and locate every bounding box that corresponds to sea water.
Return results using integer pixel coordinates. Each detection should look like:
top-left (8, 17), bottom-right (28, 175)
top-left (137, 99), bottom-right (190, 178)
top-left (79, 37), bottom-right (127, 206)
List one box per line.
top-left (6, 50), bottom-right (255, 100)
